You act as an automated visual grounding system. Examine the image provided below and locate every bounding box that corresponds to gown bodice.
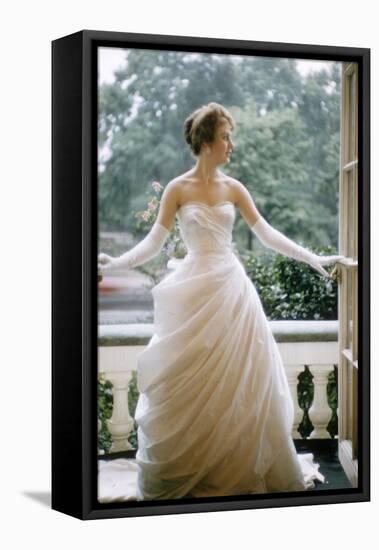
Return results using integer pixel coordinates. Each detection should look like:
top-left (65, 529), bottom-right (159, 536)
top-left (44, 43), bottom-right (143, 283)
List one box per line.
top-left (176, 201), bottom-right (235, 256)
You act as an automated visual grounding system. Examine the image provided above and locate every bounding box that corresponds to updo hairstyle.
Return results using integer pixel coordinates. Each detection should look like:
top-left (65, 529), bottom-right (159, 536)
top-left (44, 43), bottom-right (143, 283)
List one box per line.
top-left (183, 102), bottom-right (235, 156)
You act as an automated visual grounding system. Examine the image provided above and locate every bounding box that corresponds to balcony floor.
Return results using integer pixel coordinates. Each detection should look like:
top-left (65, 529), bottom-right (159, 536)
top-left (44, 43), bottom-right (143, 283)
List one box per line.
top-left (100, 439), bottom-right (352, 494)
top-left (294, 439), bottom-right (352, 490)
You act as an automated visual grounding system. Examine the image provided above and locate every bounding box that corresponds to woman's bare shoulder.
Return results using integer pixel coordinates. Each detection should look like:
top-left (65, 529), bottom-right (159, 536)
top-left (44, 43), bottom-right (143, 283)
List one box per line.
top-left (225, 176), bottom-right (260, 224)
top-left (225, 175), bottom-right (246, 190)
top-left (171, 171), bottom-right (194, 185)
top-left (161, 173), bottom-right (192, 206)
top-left (224, 176), bottom-right (250, 202)
top-left (166, 172), bottom-right (194, 196)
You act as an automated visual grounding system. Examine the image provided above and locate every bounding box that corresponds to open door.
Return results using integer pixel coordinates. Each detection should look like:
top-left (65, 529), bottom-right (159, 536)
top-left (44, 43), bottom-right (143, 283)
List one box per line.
top-left (336, 62), bottom-right (359, 487)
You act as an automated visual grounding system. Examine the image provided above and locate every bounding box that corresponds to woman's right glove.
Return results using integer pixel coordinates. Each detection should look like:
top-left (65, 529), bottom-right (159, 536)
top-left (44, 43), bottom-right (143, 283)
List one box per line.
top-left (98, 222), bottom-right (170, 273)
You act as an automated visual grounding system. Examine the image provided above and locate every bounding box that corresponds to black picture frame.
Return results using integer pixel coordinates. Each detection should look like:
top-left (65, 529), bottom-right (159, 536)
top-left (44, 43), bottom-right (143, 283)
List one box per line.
top-left (52, 29), bottom-right (370, 520)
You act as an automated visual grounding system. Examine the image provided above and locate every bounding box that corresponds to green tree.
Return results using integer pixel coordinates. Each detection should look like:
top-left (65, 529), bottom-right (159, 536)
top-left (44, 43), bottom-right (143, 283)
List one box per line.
top-left (99, 50), bottom-right (243, 231)
top-left (229, 101), bottom-right (319, 249)
top-left (98, 52), bottom-right (341, 252)
top-left (236, 56), bottom-right (303, 114)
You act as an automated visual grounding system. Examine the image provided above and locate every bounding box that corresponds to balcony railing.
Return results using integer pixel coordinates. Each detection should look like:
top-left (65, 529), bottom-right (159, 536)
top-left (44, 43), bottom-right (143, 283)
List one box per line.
top-left (98, 320), bottom-right (338, 455)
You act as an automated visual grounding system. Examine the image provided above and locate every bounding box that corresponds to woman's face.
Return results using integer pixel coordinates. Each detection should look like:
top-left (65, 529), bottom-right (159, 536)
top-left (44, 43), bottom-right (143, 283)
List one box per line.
top-left (207, 120), bottom-right (234, 165)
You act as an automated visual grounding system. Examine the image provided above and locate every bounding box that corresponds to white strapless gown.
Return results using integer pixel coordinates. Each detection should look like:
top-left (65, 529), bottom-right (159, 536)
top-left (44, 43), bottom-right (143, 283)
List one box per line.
top-left (98, 202), bottom-right (325, 502)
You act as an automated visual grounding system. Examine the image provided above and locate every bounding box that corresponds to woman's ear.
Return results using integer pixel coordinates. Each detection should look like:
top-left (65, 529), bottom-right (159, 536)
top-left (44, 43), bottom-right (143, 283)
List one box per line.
top-left (201, 142), bottom-right (211, 155)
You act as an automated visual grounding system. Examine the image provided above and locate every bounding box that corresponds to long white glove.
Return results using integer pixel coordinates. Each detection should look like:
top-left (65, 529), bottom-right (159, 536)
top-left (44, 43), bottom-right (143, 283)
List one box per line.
top-left (251, 217), bottom-right (343, 277)
top-left (98, 222), bottom-right (170, 272)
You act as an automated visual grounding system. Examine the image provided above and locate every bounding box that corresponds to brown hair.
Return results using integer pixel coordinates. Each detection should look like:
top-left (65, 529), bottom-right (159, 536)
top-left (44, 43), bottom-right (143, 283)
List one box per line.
top-left (183, 102), bottom-right (235, 156)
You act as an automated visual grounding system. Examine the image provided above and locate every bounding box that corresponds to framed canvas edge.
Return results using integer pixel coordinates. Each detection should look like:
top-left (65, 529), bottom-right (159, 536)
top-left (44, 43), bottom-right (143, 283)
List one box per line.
top-left (52, 29), bottom-right (371, 521)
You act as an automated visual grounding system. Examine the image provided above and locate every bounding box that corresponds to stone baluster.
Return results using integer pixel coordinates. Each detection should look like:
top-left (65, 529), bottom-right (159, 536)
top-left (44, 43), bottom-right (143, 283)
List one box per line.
top-left (308, 365), bottom-right (333, 438)
top-left (286, 365), bottom-right (304, 439)
top-left (105, 372), bottom-right (135, 452)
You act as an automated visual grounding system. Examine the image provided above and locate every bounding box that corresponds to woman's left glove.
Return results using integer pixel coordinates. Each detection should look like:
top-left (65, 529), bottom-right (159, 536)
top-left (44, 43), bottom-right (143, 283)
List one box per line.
top-left (304, 253), bottom-right (345, 278)
top-left (250, 216), bottom-right (343, 278)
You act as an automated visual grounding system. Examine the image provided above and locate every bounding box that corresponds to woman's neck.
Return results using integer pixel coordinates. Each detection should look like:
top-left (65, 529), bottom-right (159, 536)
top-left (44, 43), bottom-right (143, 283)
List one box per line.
top-left (192, 156), bottom-right (220, 186)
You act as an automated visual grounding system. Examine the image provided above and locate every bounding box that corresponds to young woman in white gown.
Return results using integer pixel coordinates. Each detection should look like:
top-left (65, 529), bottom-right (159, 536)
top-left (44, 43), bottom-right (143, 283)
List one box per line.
top-left (98, 102), bottom-right (342, 502)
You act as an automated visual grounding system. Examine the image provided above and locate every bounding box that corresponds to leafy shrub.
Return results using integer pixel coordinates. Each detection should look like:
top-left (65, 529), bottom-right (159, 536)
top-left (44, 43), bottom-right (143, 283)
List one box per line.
top-left (326, 366), bottom-right (338, 439)
top-left (127, 371), bottom-right (139, 449)
top-left (240, 244), bottom-right (338, 320)
top-left (97, 376), bottom-right (113, 454)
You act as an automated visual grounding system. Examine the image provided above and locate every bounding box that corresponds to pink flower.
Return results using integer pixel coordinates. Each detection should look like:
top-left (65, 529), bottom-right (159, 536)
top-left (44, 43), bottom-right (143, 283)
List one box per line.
top-left (148, 199), bottom-right (158, 212)
top-left (142, 211), bottom-right (151, 221)
top-left (151, 181), bottom-right (163, 193)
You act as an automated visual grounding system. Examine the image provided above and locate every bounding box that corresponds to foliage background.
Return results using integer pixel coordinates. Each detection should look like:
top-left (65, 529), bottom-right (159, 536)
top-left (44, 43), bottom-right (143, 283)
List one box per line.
top-left (98, 49), bottom-right (341, 254)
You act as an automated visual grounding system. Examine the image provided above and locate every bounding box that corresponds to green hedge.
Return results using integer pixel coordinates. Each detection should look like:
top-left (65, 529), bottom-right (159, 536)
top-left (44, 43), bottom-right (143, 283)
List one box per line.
top-left (97, 376), bottom-right (113, 454)
top-left (240, 244), bottom-right (338, 321)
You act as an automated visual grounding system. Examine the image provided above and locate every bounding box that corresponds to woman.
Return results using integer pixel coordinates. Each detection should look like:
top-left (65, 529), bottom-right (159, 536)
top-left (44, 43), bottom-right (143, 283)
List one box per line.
top-left (98, 102), bottom-right (342, 501)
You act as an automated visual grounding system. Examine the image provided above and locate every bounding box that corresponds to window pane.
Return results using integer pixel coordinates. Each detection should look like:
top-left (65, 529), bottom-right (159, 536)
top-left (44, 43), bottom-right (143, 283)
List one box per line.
top-left (348, 68), bottom-right (357, 161)
top-left (346, 170), bottom-right (357, 259)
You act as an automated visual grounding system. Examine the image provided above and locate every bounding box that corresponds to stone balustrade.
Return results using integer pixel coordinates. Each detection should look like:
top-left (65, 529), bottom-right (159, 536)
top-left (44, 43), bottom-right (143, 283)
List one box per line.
top-left (98, 321), bottom-right (338, 454)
